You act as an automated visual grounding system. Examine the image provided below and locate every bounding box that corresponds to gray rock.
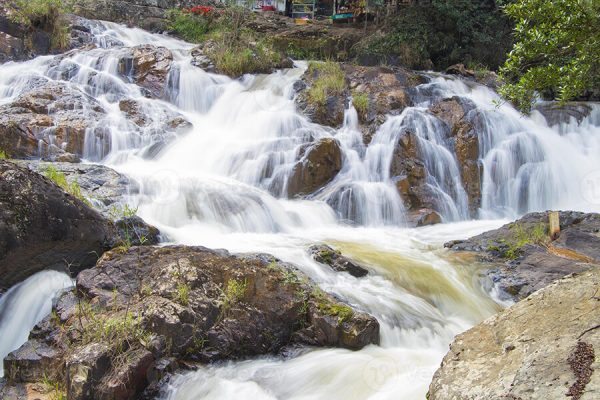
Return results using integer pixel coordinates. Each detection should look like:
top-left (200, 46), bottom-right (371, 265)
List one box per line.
top-left (429, 268), bottom-right (600, 400)
top-left (0, 160), bottom-right (114, 291)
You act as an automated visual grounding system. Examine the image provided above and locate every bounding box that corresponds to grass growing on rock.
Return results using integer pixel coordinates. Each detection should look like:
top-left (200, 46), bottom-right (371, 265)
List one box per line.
top-left (352, 91), bottom-right (369, 116)
top-left (41, 374), bottom-right (67, 400)
top-left (0, 149), bottom-right (7, 159)
top-left (74, 299), bottom-right (152, 356)
top-left (307, 61), bottom-right (346, 106)
top-left (44, 165), bottom-right (89, 204)
top-left (220, 278), bottom-right (248, 317)
top-left (487, 223), bottom-right (549, 260)
top-left (7, 0), bottom-right (73, 50)
top-left (175, 282), bottom-right (191, 306)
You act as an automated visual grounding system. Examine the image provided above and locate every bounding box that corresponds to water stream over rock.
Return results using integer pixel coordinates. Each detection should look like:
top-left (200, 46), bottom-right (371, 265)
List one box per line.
top-left (1, 19), bottom-right (600, 399)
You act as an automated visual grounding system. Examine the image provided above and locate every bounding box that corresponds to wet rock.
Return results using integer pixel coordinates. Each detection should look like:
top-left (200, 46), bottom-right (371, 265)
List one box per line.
top-left (415, 209), bottom-right (442, 227)
top-left (533, 102), bottom-right (593, 127)
top-left (309, 244), bottom-right (368, 277)
top-left (0, 79), bottom-right (106, 160)
top-left (0, 32), bottom-right (27, 63)
top-left (119, 45), bottom-right (173, 99)
top-left (4, 245), bottom-right (379, 397)
top-left (287, 137), bottom-right (343, 197)
top-left (446, 211), bottom-right (600, 301)
top-left (0, 160), bottom-right (114, 291)
top-left (430, 96), bottom-right (481, 216)
top-left (14, 161), bottom-right (135, 218)
top-left (429, 268), bottom-right (600, 400)
top-left (390, 130), bottom-right (435, 212)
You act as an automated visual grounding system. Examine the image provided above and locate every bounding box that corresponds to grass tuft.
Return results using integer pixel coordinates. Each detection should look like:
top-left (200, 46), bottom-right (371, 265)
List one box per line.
top-left (306, 61), bottom-right (346, 106)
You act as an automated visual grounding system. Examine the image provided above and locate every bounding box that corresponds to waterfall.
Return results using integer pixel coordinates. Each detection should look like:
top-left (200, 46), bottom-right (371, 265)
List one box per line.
top-left (0, 17), bottom-right (599, 400)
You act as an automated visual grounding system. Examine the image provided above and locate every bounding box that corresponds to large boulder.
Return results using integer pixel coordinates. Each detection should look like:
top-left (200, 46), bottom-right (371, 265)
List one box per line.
top-left (429, 268), bottom-right (600, 400)
top-left (0, 161), bottom-right (113, 291)
top-left (2, 245), bottom-right (379, 399)
top-left (430, 96), bottom-right (481, 216)
top-left (287, 137), bottom-right (343, 197)
top-left (446, 211), bottom-right (600, 301)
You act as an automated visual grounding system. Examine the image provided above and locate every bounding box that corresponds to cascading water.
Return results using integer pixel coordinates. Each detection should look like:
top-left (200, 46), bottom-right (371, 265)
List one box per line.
top-left (0, 271), bottom-right (72, 378)
top-left (0, 17), bottom-right (599, 400)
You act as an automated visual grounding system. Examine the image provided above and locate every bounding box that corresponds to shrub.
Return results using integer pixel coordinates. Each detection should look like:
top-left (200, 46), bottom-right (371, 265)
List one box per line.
top-left (499, 0), bottom-right (600, 112)
top-left (0, 150), bottom-right (7, 159)
top-left (307, 61), bottom-right (346, 106)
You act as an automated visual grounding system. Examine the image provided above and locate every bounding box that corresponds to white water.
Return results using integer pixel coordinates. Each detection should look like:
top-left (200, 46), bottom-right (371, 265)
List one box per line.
top-left (0, 19), bottom-right (599, 399)
top-left (0, 270), bottom-right (72, 377)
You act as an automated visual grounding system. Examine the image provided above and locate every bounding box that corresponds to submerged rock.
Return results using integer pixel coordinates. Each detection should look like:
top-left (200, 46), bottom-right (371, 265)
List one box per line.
top-left (309, 244), bottom-right (368, 277)
top-left (446, 211), bottom-right (600, 301)
top-left (429, 268), bottom-right (600, 400)
top-left (3, 245), bottom-right (379, 399)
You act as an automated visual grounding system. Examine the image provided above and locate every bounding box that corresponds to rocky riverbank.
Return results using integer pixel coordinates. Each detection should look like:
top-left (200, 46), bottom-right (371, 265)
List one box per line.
top-left (428, 211), bottom-right (600, 399)
top-left (445, 211), bottom-right (600, 301)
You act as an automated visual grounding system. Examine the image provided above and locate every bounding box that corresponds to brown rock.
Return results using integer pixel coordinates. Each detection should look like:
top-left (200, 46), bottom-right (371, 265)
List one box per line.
top-left (287, 138), bottom-right (343, 197)
top-left (119, 45), bottom-right (173, 99)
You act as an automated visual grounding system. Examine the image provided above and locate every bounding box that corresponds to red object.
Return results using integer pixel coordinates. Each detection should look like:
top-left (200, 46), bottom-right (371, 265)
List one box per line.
top-left (183, 5), bottom-right (213, 15)
top-left (262, 5), bottom-right (276, 11)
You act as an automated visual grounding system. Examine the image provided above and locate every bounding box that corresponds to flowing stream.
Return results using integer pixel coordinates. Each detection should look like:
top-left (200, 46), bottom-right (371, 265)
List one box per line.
top-left (1, 19), bottom-right (600, 398)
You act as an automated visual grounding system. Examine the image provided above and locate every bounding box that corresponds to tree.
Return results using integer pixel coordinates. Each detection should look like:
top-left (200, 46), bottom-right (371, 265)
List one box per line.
top-left (499, 0), bottom-right (600, 112)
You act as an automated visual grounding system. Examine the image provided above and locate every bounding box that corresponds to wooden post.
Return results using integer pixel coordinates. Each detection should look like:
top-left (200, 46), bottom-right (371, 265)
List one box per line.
top-left (549, 211), bottom-right (560, 240)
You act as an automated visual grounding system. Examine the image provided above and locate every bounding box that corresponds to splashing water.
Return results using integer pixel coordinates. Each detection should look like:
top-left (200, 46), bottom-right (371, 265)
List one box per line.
top-left (0, 18), bottom-right (599, 399)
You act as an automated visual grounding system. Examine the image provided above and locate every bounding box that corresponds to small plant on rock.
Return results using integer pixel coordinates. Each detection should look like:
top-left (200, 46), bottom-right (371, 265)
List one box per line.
top-left (220, 278), bottom-right (248, 317)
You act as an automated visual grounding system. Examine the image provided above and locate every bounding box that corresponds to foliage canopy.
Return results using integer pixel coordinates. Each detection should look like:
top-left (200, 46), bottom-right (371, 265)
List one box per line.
top-left (499, 0), bottom-right (600, 112)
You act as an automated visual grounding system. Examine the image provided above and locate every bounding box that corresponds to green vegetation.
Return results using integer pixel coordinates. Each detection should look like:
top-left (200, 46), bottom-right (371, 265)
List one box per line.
top-left (167, 4), bottom-right (286, 77)
top-left (312, 287), bottom-right (354, 325)
top-left (76, 300), bottom-right (151, 353)
top-left (487, 223), bottom-right (549, 259)
top-left (166, 8), bottom-right (216, 43)
top-left (354, 1), bottom-right (512, 70)
top-left (0, 150), bottom-right (7, 159)
top-left (44, 165), bottom-right (89, 204)
top-left (220, 278), bottom-right (248, 316)
top-left (352, 91), bottom-right (369, 117)
top-left (499, 0), bottom-right (600, 112)
top-left (41, 374), bottom-right (66, 400)
top-left (7, 0), bottom-right (73, 50)
top-left (175, 282), bottom-right (191, 306)
top-left (306, 61), bottom-right (346, 106)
